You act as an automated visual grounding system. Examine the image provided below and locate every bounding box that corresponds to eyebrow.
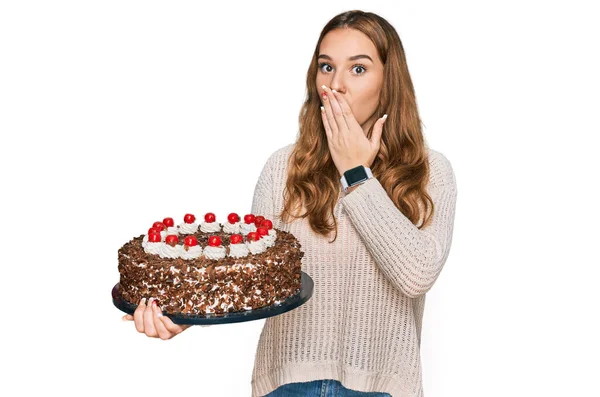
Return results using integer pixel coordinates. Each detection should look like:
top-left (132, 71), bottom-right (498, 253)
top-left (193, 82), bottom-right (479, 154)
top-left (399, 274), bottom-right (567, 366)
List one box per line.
top-left (317, 54), bottom-right (374, 63)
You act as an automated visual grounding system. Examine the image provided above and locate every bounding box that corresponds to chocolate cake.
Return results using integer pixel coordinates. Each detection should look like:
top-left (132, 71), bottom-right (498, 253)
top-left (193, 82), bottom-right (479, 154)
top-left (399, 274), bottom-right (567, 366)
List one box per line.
top-left (117, 213), bottom-right (304, 316)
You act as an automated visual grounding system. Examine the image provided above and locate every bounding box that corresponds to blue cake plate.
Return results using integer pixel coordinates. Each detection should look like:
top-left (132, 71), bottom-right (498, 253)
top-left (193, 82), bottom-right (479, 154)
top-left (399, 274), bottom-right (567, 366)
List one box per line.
top-left (112, 271), bottom-right (313, 325)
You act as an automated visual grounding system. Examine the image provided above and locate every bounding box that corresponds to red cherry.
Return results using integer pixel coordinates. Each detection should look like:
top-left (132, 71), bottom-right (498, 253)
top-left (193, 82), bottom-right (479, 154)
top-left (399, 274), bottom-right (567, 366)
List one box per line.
top-left (148, 227), bottom-right (160, 235)
top-left (244, 214), bottom-right (255, 224)
top-left (230, 234), bottom-right (243, 244)
top-left (152, 221), bottom-right (166, 232)
top-left (148, 232), bottom-right (162, 243)
top-left (254, 216), bottom-right (265, 227)
top-left (208, 235), bottom-right (222, 247)
top-left (204, 212), bottom-right (216, 223)
top-left (228, 213), bottom-right (240, 224)
top-left (247, 232), bottom-right (260, 242)
top-left (184, 214), bottom-right (196, 224)
top-left (165, 235), bottom-right (179, 246)
top-left (184, 236), bottom-right (198, 247)
top-left (260, 219), bottom-right (273, 230)
top-left (256, 227), bottom-right (269, 237)
top-left (163, 217), bottom-right (174, 227)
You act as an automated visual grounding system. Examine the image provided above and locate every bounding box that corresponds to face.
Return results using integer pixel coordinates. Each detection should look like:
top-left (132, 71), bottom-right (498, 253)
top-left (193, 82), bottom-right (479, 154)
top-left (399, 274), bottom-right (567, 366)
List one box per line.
top-left (317, 28), bottom-right (384, 135)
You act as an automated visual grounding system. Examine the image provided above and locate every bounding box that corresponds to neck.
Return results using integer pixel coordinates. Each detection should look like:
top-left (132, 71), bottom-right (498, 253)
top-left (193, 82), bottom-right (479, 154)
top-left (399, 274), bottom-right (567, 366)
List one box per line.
top-left (361, 114), bottom-right (377, 136)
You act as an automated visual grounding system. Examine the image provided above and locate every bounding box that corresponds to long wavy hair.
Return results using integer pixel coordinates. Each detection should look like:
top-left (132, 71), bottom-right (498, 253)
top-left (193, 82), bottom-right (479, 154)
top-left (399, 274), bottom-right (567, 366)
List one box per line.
top-left (280, 10), bottom-right (434, 243)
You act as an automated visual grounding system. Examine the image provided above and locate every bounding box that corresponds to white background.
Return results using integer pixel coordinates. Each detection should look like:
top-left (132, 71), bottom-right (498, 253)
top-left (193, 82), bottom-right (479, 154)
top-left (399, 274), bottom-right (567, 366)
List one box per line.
top-left (1, 1), bottom-right (598, 396)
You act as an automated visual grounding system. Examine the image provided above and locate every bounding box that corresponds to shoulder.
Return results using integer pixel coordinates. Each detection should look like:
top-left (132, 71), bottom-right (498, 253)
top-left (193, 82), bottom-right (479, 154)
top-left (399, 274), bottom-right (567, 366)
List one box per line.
top-left (254, 143), bottom-right (296, 184)
top-left (264, 142), bottom-right (296, 169)
top-left (426, 147), bottom-right (457, 191)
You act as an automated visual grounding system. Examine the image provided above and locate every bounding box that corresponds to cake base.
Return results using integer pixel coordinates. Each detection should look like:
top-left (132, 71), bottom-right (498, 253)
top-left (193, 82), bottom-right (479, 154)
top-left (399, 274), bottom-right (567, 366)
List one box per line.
top-left (112, 271), bottom-right (314, 325)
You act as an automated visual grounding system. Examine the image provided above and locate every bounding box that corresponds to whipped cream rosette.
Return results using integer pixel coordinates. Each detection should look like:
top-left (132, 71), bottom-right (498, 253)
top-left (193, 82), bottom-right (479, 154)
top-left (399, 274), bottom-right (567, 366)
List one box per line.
top-left (145, 241), bottom-right (163, 255)
top-left (200, 212), bottom-right (222, 233)
top-left (227, 233), bottom-right (249, 258)
top-left (223, 221), bottom-right (241, 234)
top-left (203, 235), bottom-right (227, 260)
top-left (175, 213), bottom-right (197, 234)
top-left (143, 225), bottom-right (163, 249)
top-left (257, 218), bottom-right (276, 248)
top-left (180, 235), bottom-right (202, 260)
top-left (262, 230), bottom-right (277, 248)
top-left (159, 235), bottom-right (184, 259)
top-left (245, 229), bottom-right (267, 255)
top-left (240, 223), bottom-right (256, 235)
top-left (240, 213), bottom-right (259, 235)
top-left (222, 212), bottom-right (242, 234)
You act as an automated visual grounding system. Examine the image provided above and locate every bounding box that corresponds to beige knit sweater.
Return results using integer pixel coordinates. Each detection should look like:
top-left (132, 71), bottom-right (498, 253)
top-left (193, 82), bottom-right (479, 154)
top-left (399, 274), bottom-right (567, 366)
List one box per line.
top-left (250, 143), bottom-right (457, 397)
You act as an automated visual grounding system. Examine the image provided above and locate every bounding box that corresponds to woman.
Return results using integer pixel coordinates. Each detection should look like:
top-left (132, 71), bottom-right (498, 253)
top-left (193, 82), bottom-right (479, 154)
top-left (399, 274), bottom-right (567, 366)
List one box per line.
top-left (124, 10), bottom-right (457, 397)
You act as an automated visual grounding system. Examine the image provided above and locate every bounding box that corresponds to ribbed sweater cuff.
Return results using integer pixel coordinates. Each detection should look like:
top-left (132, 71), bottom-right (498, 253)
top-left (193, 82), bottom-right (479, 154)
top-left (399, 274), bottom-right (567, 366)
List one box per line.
top-left (339, 176), bottom-right (380, 206)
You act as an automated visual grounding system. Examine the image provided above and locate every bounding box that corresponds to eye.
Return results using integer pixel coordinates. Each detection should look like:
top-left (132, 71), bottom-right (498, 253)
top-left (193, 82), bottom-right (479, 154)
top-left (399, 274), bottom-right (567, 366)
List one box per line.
top-left (318, 62), bottom-right (367, 76)
top-left (352, 64), bottom-right (367, 75)
top-left (318, 62), bottom-right (334, 73)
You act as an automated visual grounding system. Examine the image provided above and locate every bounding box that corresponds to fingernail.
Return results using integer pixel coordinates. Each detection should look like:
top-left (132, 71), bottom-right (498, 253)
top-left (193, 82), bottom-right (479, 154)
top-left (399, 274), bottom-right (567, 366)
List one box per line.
top-left (332, 89), bottom-right (337, 93)
top-left (321, 85), bottom-right (327, 90)
top-left (320, 106), bottom-right (324, 112)
top-left (322, 92), bottom-right (327, 100)
top-left (383, 114), bottom-right (388, 120)
top-left (153, 301), bottom-right (163, 316)
top-left (140, 298), bottom-right (146, 305)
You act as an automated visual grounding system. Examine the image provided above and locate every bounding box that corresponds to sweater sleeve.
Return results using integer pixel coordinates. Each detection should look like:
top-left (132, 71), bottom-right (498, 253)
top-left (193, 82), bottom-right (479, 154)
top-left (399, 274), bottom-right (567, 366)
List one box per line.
top-left (339, 153), bottom-right (457, 298)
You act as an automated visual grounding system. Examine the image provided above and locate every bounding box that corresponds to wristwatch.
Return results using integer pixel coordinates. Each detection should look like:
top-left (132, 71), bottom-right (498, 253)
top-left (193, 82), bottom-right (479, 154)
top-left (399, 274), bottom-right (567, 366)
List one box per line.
top-left (340, 165), bottom-right (373, 192)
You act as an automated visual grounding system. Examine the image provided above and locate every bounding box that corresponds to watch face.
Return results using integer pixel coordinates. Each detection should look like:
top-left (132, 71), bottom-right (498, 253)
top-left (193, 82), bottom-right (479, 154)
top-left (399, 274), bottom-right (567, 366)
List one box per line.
top-left (345, 166), bottom-right (368, 185)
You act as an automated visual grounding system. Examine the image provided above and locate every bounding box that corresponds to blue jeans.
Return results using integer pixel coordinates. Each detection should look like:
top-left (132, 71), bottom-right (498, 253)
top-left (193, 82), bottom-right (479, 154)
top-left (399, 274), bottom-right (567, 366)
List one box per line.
top-left (263, 379), bottom-right (392, 397)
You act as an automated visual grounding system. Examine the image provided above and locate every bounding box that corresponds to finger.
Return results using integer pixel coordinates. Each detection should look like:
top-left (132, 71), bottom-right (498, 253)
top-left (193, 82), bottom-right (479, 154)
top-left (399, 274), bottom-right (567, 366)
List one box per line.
top-left (320, 85), bottom-right (339, 138)
top-left (143, 298), bottom-right (158, 337)
top-left (133, 298), bottom-right (146, 332)
top-left (370, 114), bottom-right (388, 147)
top-left (152, 301), bottom-right (172, 340)
top-left (331, 89), bottom-right (362, 134)
top-left (327, 88), bottom-right (350, 136)
top-left (122, 314), bottom-right (134, 321)
top-left (320, 106), bottom-right (332, 141)
top-left (159, 315), bottom-right (190, 336)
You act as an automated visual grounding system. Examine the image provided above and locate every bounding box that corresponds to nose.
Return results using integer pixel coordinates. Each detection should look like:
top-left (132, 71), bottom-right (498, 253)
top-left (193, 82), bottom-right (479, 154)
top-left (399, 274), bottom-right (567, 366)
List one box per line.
top-left (329, 73), bottom-right (345, 94)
